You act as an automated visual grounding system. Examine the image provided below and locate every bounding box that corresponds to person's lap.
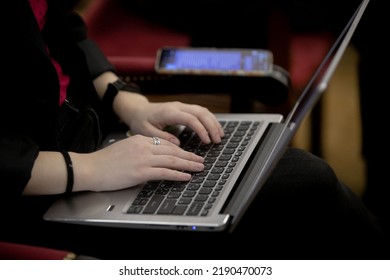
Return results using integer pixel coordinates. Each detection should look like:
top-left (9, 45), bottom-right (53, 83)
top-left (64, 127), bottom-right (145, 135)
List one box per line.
top-left (2, 148), bottom-right (387, 259)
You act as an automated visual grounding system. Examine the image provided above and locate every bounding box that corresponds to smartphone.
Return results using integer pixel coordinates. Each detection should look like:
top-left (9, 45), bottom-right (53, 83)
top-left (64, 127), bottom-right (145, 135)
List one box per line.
top-left (155, 47), bottom-right (273, 76)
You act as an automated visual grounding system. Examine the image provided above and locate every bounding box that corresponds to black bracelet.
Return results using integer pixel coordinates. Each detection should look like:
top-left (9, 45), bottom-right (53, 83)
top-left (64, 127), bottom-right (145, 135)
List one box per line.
top-left (60, 150), bottom-right (74, 196)
top-left (102, 79), bottom-right (141, 114)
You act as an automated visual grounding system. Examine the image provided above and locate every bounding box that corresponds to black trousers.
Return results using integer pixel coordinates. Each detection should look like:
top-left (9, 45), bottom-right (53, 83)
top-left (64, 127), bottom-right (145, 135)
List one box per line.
top-left (2, 148), bottom-right (387, 260)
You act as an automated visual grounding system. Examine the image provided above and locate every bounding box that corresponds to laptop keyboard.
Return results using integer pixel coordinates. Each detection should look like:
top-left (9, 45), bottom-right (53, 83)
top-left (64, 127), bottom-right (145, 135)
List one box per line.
top-left (126, 120), bottom-right (261, 216)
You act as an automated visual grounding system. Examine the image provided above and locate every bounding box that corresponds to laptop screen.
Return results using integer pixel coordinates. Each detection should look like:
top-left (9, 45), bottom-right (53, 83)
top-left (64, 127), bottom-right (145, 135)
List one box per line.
top-left (285, 0), bottom-right (369, 131)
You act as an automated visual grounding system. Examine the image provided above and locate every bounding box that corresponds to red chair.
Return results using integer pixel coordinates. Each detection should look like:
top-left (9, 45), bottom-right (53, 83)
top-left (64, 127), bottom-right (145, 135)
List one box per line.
top-left (82, 0), bottom-right (191, 78)
top-left (0, 241), bottom-right (76, 260)
top-left (0, 241), bottom-right (98, 260)
top-left (289, 33), bottom-right (334, 156)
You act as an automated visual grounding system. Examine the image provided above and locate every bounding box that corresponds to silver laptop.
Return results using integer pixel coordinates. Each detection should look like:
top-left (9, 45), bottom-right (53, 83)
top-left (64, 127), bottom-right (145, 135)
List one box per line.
top-left (44, 0), bottom-right (369, 233)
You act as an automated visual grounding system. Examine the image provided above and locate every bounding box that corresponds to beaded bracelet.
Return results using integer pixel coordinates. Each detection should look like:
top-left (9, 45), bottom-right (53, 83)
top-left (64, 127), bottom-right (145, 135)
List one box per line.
top-left (60, 150), bottom-right (74, 196)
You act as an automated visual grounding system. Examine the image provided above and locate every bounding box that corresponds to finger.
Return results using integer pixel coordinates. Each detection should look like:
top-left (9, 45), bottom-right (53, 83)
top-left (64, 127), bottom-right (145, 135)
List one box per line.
top-left (197, 113), bottom-right (225, 144)
top-left (150, 144), bottom-right (204, 163)
top-left (146, 168), bottom-right (193, 182)
top-left (179, 104), bottom-right (224, 144)
top-left (166, 111), bottom-right (211, 144)
top-left (140, 123), bottom-right (182, 146)
top-left (150, 155), bottom-right (205, 172)
top-left (152, 131), bottom-right (181, 146)
top-left (148, 136), bottom-right (180, 149)
top-left (182, 111), bottom-right (221, 144)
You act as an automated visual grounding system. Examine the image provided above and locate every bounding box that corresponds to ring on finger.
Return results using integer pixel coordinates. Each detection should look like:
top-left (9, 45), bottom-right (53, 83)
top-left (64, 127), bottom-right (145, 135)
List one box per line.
top-left (152, 136), bottom-right (161, 146)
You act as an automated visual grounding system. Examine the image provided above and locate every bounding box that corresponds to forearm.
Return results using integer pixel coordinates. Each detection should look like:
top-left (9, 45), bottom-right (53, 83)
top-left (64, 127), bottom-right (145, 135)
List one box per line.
top-left (23, 151), bottom-right (97, 195)
top-left (24, 73), bottom-right (150, 195)
top-left (92, 71), bottom-right (118, 99)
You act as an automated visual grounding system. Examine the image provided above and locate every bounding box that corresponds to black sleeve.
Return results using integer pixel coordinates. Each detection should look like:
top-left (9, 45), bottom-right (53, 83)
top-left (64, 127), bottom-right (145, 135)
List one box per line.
top-left (0, 134), bottom-right (39, 197)
top-left (65, 12), bottom-right (116, 79)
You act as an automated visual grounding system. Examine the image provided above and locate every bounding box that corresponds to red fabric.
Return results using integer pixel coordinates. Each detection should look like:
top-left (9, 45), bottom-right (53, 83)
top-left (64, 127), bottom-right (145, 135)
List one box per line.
top-left (47, 47), bottom-right (70, 106)
top-left (0, 242), bottom-right (73, 260)
top-left (82, 0), bottom-right (191, 74)
top-left (290, 33), bottom-right (334, 90)
top-left (28, 0), bottom-right (47, 30)
top-left (108, 56), bottom-right (156, 73)
top-left (29, 0), bottom-right (69, 106)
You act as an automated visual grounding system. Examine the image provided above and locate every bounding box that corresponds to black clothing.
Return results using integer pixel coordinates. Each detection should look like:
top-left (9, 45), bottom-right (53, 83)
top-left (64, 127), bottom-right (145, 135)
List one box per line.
top-left (1, 0), bottom-right (388, 260)
top-left (1, 0), bottom-right (115, 196)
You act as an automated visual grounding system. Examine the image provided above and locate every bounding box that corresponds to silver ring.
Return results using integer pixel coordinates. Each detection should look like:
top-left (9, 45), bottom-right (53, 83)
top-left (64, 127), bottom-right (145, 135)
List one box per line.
top-left (152, 136), bottom-right (161, 146)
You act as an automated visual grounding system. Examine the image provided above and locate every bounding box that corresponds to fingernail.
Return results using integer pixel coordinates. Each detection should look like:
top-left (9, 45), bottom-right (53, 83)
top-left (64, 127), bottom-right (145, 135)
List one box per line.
top-left (196, 163), bottom-right (205, 171)
top-left (197, 156), bottom-right (205, 162)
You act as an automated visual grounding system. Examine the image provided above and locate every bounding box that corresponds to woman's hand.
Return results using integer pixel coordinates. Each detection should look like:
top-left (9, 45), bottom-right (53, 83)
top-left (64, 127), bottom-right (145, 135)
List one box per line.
top-left (75, 134), bottom-right (205, 192)
top-left (25, 134), bottom-right (205, 195)
top-left (114, 91), bottom-right (225, 146)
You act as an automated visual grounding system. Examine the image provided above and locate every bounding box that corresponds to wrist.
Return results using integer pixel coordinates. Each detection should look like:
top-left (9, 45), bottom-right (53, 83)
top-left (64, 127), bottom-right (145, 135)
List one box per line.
top-left (102, 79), bottom-right (141, 115)
top-left (114, 90), bottom-right (149, 122)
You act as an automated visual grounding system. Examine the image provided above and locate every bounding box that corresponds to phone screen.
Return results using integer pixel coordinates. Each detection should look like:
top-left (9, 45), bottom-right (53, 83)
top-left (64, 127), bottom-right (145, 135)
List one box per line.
top-left (155, 48), bottom-right (273, 76)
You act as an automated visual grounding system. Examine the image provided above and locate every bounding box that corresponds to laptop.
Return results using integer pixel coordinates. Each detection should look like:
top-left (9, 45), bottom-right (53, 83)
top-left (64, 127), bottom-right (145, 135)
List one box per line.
top-left (44, 0), bottom-right (369, 233)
